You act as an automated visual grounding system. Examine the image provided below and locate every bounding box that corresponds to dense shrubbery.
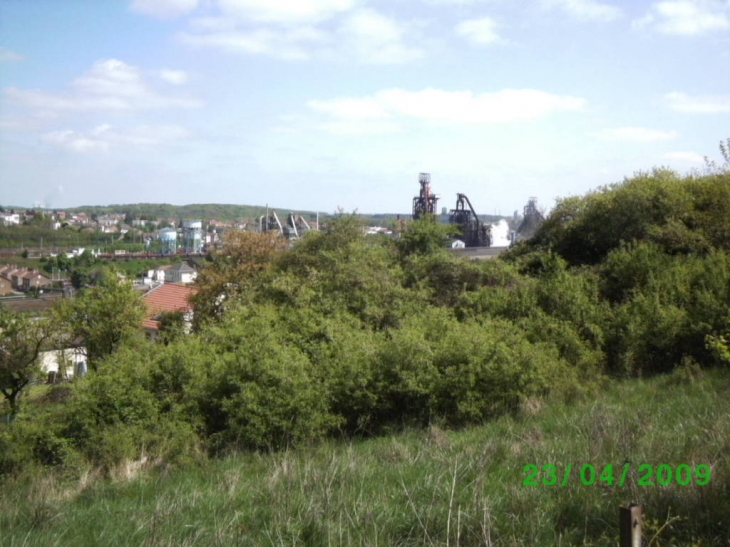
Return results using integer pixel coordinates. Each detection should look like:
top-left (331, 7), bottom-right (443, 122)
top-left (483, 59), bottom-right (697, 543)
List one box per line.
top-left (2, 165), bottom-right (730, 477)
top-left (519, 168), bottom-right (730, 265)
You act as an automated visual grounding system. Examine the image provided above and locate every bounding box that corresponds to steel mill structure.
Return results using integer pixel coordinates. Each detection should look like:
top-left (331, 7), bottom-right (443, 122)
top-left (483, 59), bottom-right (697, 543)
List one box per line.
top-left (411, 173), bottom-right (492, 248)
top-left (259, 208), bottom-right (315, 239)
top-left (514, 197), bottom-right (544, 243)
top-left (412, 173), bottom-right (440, 220)
top-left (449, 193), bottom-right (492, 247)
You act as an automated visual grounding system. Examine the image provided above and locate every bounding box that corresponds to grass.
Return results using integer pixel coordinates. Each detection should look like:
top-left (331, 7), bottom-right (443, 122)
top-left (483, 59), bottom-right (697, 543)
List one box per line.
top-left (1, 368), bottom-right (728, 546)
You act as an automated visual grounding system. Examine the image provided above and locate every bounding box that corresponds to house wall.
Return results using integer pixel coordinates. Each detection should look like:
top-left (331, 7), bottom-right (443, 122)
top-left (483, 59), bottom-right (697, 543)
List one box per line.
top-left (0, 278), bottom-right (13, 295)
top-left (39, 348), bottom-right (87, 379)
top-left (164, 269), bottom-right (197, 284)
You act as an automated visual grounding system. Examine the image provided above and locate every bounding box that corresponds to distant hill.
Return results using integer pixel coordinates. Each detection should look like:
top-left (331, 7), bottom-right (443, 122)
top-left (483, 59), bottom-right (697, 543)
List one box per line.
top-left (66, 203), bottom-right (324, 223)
top-left (4, 202), bottom-right (509, 227)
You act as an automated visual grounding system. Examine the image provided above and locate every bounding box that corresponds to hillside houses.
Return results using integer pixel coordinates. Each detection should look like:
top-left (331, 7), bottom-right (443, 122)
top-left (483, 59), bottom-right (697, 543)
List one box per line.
top-left (0, 276), bottom-right (12, 296)
top-left (0, 264), bottom-right (52, 293)
top-left (143, 262), bottom-right (198, 285)
top-left (2, 213), bottom-right (20, 226)
top-left (164, 262), bottom-right (197, 284)
top-left (141, 282), bottom-right (197, 339)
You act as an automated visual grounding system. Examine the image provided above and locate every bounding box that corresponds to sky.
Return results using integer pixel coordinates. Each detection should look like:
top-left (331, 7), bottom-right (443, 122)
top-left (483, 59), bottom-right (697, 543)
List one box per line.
top-left (1, 0), bottom-right (729, 215)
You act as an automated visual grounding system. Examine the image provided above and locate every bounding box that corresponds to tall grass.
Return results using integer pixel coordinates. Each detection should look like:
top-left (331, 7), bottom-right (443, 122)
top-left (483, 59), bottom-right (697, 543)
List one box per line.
top-left (1, 368), bottom-right (728, 546)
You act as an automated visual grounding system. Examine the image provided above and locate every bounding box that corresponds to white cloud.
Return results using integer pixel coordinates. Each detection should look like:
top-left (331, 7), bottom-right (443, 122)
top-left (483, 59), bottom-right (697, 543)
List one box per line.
top-left (0, 47), bottom-right (24, 62)
top-left (597, 126), bottom-right (678, 141)
top-left (180, 26), bottom-right (329, 60)
top-left (337, 9), bottom-right (423, 64)
top-left (424, 0), bottom-right (488, 4)
top-left (308, 88), bottom-right (585, 134)
top-left (455, 17), bottom-right (501, 45)
top-left (318, 120), bottom-right (402, 135)
top-left (4, 59), bottom-right (203, 113)
top-left (180, 5), bottom-right (421, 65)
top-left (189, 16), bottom-right (239, 32)
top-left (663, 151), bottom-right (705, 163)
top-left (130, 0), bottom-right (200, 19)
top-left (542, 0), bottom-right (622, 22)
top-left (42, 130), bottom-right (110, 153)
top-left (217, 0), bottom-right (358, 24)
top-left (633, 0), bottom-right (730, 35)
top-left (665, 92), bottom-right (730, 113)
top-left (159, 69), bottom-right (189, 84)
top-left (42, 124), bottom-right (190, 153)
top-left (309, 97), bottom-right (389, 119)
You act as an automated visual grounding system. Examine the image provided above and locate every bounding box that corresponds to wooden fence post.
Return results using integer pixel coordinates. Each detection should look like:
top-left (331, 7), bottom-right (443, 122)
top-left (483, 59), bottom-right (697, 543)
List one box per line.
top-left (619, 504), bottom-right (642, 547)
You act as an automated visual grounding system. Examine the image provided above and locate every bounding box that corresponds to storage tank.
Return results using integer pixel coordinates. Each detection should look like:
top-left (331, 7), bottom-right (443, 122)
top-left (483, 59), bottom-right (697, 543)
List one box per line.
top-left (182, 220), bottom-right (203, 253)
top-left (160, 228), bottom-right (178, 255)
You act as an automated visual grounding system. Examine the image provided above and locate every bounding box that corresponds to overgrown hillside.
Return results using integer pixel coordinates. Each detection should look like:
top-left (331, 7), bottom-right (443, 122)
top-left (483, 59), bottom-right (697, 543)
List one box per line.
top-left (1, 155), bottom-right (729, 545)
top-left (1, 369), bottom-right (728, 546)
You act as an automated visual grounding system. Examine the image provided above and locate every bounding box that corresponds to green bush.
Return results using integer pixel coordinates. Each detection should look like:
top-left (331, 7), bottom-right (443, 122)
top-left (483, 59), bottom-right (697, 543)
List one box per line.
top-left (194, 306), bottom-right (340, 452)
top-left (523, 169), bottom-right (730, 265)
top-left (0, 419), bottom-right (83, 476)
top-left (602, 250), bottom-right (730, 374)
top-left (58, 345), bottom-right (197, 469)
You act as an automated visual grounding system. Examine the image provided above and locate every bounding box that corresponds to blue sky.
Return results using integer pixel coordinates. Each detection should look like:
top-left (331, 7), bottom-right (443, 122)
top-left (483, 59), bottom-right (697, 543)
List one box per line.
top-left (1, 0), bottom-right (729, 215)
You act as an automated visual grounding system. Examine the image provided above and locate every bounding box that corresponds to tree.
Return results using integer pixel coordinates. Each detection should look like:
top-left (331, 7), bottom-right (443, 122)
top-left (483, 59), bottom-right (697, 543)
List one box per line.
top-left (0, 308), bottom-right (51, 416)
top-left (53, 272), bottom-right (146, 371)
top-left (704, 137), bottom-right (730, 174)
top-left (157, 311), bottom-right (186, 345)
top-left (191, 230), bottom-right (286, 324)
top-left (396, 215), bottom-right (457, 259)
top-left (70, 269), bottom-right (91, 290)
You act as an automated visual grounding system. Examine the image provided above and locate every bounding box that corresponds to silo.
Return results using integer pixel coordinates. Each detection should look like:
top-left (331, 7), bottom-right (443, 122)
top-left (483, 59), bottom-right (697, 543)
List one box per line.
top-left (160, 228), bottom-right (178, 255)
top-left (182, 220), bottom-right (203, 253)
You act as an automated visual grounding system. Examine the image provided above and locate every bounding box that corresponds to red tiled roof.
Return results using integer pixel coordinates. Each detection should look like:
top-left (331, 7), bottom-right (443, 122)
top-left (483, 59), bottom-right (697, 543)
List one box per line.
top-left (142, 283), bottom-right (197, 320)
top-left (142, 318), bottom-right (160, 330)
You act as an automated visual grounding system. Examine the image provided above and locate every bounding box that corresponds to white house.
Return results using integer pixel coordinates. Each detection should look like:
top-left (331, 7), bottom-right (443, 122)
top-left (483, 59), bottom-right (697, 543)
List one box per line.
top-left (143, 265), bottom-right (171, 285)
top-left (2, 213), bottom-right (20, 226)
top-left (39, 347), bottom-right (87, 380)
top-left (164, 263), bottom-right (197, 284)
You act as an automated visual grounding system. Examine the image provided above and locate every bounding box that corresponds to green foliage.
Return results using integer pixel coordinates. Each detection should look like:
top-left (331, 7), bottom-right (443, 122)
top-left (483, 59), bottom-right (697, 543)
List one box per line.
top-left (67, 203), bottom-right (324, 223)
top-left (52, 273), bottom-right (146, 370)
top-left (2, 369), bottom-right (728, 546)
top-left (396, 215), bottom-right (458, 259)
top-left (191, 306), bottom-right (340, 451)
top-left (0, 223), bottom-right (100, 249)
top-left (190, 230), bottom-right (285, 325)
top-left (603, 249), bottom-right (730, 374)
top-left (395, 215), bottom-right (456, 259)
top-left (0, 308), bottom-right (51, 416)
top-left (156, 311), bottom-right (187, 344)
top-left (520, 169), bottom-right (730, 265)
top-left (706, 326), bottom-right (730, 365)
top-left (3, 155), bottom-right (730, 540)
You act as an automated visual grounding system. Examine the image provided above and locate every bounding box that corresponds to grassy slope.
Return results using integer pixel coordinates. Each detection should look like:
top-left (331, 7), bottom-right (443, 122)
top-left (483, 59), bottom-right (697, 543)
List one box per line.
top-left (1, 369), bottom-right (728, 547)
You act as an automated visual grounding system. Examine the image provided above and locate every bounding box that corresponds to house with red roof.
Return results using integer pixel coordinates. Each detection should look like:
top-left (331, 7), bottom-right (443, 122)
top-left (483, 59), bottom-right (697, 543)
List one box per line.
top-left (141, 282), bottom-right (197, 339)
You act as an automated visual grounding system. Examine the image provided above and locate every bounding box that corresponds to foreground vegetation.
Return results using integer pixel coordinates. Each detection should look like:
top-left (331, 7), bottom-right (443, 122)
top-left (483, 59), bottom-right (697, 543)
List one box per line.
top-left (1, 369), bottom-right (728, 546)
top-left (1, 145), bottom-right (729, 544)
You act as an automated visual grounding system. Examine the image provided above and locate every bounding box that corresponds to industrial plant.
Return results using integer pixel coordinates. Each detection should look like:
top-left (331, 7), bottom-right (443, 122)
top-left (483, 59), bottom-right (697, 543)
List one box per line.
top-left (157, 221), bottom-right (203, 255)
top-left (412, 173), bottom-right (492, 248)
top-left (182, 220), bottom-right (203, 254)
top-left (259, 209), bottom-right (317, 239)
top-left (512, 197), bottom-right (545, 244)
